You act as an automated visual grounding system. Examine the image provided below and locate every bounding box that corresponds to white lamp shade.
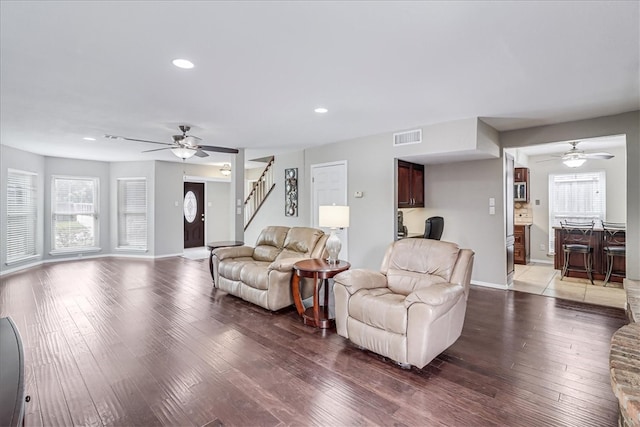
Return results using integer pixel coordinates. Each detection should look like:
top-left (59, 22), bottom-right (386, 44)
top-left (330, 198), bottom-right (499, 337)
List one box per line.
top-left (171, 146), bottom-right (197, 159)
top-left (319, 205), bottom-right (349, 228)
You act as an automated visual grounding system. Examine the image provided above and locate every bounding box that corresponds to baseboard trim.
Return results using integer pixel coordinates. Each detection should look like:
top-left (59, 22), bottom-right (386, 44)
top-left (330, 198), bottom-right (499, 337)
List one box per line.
top-left (471, 280), bottom-right (509, 290)
top-left (530, 258), bottom-right (554, 265)
top-left (2, 252), bottom-right (185, 276)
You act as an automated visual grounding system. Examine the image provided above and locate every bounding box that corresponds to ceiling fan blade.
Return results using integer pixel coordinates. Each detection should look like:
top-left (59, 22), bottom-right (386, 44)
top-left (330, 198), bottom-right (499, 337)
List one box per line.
top-left (194, 149), bottom-right (209, 158)
top-left (199, 145), bottom-right (239, 154)
top-left (120, 136), bottom-right (173, 146)
top-left (141, 147), bottom-right (172, 153)
top-left (585, 152), bottom-right (614, 160)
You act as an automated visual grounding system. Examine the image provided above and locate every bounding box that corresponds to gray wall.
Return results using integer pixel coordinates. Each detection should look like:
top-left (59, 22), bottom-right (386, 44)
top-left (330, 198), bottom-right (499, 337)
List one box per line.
top-left (423, 158), bottom-right (508, 286)
top-left (0, 145), bottom-right (46, 273)
top-left (154, 161), bottom-right (189, 257)
top-left (305, 132), bottom-right (395, 270)
top-left (501, 111), bottom-right (640, 280)
top-left (527, 146), bottom-right (627, 263)
top-left (245, 150), bottom-right (309, 246)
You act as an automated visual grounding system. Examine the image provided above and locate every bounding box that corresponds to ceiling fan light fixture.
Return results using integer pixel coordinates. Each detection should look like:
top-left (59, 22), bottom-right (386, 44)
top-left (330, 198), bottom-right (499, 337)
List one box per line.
top-left (563, 157), bottom-right (586, 168)
top-left (171, 146), bottom-right (197, 159)
top-left (220, 163), bottom-right (232, 176)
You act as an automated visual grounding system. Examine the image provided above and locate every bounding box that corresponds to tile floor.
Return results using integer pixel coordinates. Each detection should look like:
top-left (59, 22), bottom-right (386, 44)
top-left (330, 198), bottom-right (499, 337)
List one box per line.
top-left (512, 262), bottom-right (627, 309)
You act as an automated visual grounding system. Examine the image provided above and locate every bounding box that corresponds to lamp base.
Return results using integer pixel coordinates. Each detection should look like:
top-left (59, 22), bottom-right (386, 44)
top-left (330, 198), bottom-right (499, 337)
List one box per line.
top-left (326, 229), bottom-right (342, 264)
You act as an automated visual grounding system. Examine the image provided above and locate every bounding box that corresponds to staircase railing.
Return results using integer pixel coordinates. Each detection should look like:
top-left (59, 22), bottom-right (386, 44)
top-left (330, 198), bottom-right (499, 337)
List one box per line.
top-left (244, 156), bottom-right (276, 230)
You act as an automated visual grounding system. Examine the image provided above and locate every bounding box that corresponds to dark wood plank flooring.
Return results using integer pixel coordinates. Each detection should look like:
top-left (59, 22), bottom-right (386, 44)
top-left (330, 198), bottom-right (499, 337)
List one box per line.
top-left (0, 257), bottom-right (627, 426)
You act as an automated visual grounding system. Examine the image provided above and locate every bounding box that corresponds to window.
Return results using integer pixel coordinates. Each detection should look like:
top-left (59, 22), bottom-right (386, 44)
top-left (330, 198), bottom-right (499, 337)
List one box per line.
top-left (117, 178), bottom-right (147, 250)
top-left (548, 171), bottom-right (606, 253)
top-left (6, 169), bottom-right (38, 263)
top-left (52, 176), bottom-right (99, 252)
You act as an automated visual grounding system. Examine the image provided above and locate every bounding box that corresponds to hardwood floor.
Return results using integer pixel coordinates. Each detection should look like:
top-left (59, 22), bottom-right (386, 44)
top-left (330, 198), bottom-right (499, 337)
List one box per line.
top-left (0, 257), bottom-right (628, 426)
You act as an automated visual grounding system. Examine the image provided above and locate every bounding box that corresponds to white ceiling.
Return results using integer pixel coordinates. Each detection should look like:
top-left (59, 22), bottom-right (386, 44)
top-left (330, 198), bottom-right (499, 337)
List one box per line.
top-left (1, 1), bottom-right (638, 166)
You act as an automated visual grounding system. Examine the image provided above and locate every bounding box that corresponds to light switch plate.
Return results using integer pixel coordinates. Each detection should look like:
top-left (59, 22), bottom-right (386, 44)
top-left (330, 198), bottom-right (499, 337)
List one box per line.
top-left (489, 206), bottom-right (496, 215)
top-left (489, 197), bottom-right (495, 207)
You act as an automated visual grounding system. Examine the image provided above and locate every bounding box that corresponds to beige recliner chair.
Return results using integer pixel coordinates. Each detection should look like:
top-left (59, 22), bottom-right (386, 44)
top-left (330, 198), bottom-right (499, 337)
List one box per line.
top-left (333, 238), bottom-right (474, 369)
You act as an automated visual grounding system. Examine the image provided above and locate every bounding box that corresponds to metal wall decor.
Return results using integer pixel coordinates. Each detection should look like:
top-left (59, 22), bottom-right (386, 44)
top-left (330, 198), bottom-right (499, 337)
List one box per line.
top-left (285, 168), bottom-right (298, 217)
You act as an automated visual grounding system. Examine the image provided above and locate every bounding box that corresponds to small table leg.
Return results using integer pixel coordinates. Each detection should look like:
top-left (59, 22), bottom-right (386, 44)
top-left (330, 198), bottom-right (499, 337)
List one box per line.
top-left (209, 249), bottom-right (215, 285)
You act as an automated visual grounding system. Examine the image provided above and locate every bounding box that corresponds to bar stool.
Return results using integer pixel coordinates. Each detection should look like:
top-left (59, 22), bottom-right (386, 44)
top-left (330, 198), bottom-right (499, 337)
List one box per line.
top-left (602, 222), bottom-right (626, 286)
top-left (560, 220), bottom-right (595, 285)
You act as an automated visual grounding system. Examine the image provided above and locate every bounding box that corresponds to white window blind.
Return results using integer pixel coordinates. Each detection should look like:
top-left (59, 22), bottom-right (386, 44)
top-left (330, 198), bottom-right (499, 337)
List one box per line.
top-left (117, 178), bottom-right (147, 250)
top-left (548, 171), bottom-right (606, 253)
top-left (6, 169), bottom-right (38, 263)
top-left (52, 176), bottom-right (99, 251)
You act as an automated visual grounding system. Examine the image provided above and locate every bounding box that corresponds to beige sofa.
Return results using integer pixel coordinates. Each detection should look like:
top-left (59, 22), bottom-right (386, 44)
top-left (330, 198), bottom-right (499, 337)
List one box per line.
top-left (333, 238), bottom-right (474, 369)
top-left (212, 226), bottom-right (328, 311)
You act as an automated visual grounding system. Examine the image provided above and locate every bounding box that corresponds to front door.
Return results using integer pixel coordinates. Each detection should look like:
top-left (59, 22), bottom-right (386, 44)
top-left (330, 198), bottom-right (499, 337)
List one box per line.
top-left (311, 161), bottom-right (348, 260)
top-left (184, 182), bottom-right (205, 248)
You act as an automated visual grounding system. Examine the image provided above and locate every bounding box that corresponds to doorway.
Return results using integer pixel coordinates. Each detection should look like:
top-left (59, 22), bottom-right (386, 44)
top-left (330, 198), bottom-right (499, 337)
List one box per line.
top-left (311, 161), bottom-right (348, 260)
top-left (184, 182), bottom-right (205, 248)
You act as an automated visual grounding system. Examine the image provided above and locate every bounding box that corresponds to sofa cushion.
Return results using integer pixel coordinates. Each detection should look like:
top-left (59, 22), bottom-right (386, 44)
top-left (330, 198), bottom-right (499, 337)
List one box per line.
top-left (280, 227), bottom-right (324, 256)
top-left (240, 262), bottom-right (271, 290)
top-left (382, 239), bottom-right (460, 295)
top-left (253, 226), bottom-right (289, 261)
top-left (348, 288), bottom-right (407, 335)
top-left (218, 257), bottom-right (255, 281)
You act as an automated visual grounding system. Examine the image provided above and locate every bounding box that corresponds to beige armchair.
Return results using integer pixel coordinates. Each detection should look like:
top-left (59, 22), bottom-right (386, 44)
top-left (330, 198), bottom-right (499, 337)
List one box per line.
top-left (333, 238), bottom-right (474, 369)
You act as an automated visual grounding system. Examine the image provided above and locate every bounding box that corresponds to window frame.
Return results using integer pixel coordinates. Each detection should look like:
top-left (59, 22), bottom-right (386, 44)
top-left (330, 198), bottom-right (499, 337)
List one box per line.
top-left (6, 168), bottom-right (39, 265)
top-left (548, 170), bottom-right (606, 254)
top-left (116, 177), bottom-right (148, 251)
top-left (50, 175), bottom-right (100, 254)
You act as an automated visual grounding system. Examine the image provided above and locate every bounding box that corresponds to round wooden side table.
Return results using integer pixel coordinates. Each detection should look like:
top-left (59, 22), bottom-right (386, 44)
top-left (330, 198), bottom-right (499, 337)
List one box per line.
top-left (291, 259), bottom-right (350, 329)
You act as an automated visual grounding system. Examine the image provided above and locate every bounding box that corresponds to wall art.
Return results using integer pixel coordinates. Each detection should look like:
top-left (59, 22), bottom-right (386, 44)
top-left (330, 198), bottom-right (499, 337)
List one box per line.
top-left (285, 168), bottom-right (298, 217)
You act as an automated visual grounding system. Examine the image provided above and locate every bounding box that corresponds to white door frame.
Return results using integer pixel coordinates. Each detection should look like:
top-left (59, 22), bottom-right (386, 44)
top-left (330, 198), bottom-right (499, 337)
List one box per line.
top-left (310, 160), bottom-right (348, 259)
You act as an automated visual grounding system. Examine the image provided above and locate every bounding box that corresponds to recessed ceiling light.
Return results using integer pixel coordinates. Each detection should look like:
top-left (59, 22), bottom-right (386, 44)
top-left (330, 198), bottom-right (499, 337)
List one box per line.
top-left (83, 137), bottom-right (96, 141)
top-left (314, 107), bottom-right (328, 113)
top-left (172, 59), bottom-right (194, 69)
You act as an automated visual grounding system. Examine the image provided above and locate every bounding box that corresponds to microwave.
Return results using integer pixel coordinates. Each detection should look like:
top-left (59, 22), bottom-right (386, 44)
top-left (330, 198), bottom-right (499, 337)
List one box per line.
top-left (514, 182), bottom-right (527, 201)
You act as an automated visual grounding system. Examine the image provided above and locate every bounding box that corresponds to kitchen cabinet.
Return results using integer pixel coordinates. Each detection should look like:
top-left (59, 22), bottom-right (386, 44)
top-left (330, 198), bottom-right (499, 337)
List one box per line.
top-left (514, 167), bottom-right (530, 203)
top-left (514, 224), bottom-right (530, 265)
top-left (397, 160), bottom-right (424, 208)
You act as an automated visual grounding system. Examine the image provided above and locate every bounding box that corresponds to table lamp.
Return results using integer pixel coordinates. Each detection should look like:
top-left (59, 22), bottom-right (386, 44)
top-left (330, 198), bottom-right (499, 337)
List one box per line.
top-left (319, 205), bottom-right (350, 264)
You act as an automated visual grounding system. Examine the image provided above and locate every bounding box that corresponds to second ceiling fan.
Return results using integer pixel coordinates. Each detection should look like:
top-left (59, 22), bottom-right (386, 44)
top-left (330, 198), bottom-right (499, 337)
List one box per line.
top-left (105, 125), bottom-right (239, 159)
top-left (539, 141), bottom-right (614, 168)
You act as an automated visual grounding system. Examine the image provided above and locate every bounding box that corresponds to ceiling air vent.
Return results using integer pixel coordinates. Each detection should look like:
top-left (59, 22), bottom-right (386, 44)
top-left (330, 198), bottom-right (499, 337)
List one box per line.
top-left (393, 129), bottom-right (422, 146)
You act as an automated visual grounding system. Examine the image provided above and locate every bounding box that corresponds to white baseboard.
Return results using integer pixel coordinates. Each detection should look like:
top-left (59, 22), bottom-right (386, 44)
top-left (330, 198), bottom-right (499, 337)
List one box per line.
top-left (530, 258), bottom-right (554, 265)
top-left (471, 280), bottom-right (509, 290)
top-left (2, 252), bottom-right (185, 276)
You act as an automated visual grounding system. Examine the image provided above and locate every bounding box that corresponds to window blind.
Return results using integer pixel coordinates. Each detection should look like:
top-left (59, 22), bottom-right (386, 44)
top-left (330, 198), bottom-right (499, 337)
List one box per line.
top-left (548, 171), bottom-right (606, 253)
top-left (117, 178), bottom-right (147, 250)
top-left (52, 176), bottom-right (99, 251)
top-left (6, 169), bottom-right (37, 263)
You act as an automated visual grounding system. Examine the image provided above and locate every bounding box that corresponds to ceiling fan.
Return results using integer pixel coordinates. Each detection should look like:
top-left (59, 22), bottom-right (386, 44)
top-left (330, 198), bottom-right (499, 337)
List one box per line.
top-left (539, 141), bottom-right (614, 168)
top-left (105, 125), bottom-right (239, 159)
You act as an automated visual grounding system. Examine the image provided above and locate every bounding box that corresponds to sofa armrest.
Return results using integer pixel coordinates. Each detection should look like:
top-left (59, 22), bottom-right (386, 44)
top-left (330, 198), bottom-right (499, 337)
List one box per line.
top-left (333, 269), bottom-right (388, 295)
top-left (405, 282), bottom-right (464, 309)
top-left (269, 257), bottom-right (308, 272)
top-left (213, 246), bottom-right (255, 260)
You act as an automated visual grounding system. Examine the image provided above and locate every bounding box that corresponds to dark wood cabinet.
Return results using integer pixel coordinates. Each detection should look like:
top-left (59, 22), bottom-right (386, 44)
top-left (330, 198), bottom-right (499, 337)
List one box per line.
top-left (514, 167), bottom-right (530, 203)
top-left (398, 160), bottom-right (424, 208)
top-left (514, 224), bottom-right (530, 265)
